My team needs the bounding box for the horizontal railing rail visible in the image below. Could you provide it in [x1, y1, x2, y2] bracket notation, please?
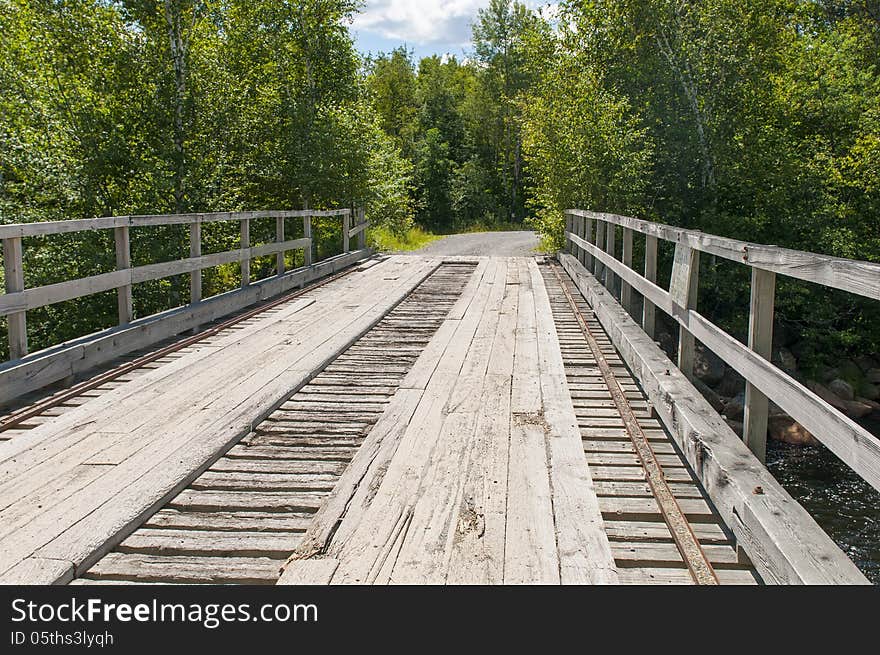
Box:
[1, 208, 368, 363]
[564, 209, 880, 494]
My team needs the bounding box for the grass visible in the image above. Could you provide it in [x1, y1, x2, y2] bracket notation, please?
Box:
[367, 225, 443, 252]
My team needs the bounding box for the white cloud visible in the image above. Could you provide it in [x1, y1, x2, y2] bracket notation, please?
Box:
[353, 1, 558, 47]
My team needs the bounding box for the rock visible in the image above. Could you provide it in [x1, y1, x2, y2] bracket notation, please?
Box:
[838, 360, 864, 383]
[867, 368, 880, 385]
[769, 401, 786, 417]
[859, 398, 880, 416]
[768, 415, 820, 446]
[855, 355, 879, 373]
[715, 368, 745, 397]
[829, 378, 855, 401]
[722, 392, 745, 421]
[724, 418, 744, 438]
[773, 348, 797, 374]
[808, 380, 852, 411]
[694, 346, 726, 386]
[843, 400, 873, 419]
[817, 365, 839, 383]
[694, 378, 724, 412]
[862, 384, 880, 402]
[656, 330, 676, 358]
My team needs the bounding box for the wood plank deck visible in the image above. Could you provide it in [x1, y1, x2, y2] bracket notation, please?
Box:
[0, 255, 439, 584]
[281, 257, 618, 584]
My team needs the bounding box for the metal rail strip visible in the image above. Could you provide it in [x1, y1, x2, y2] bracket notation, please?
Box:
[549, 262, 719, 585]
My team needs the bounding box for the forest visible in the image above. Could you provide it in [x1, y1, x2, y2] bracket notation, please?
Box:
[1, 0, 879, 371]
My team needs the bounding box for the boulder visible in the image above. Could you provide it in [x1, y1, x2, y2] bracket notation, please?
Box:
[862, 384, 880, 402]
[817, 365, 839, 383]
[843, 400, 873, 420]
[768, 415, 820, 446]
[867, 368, 880, 385]
[839, 359, 864, 382]
[858, 397, 880, 416]
[855, 355, 879, 373]
[694, 346, 726, 386]
[722, 392, 745, 421]
[715, 368, 745, 397]
[829, 378, 855, 401]
[694, 378, 724, 412]
[773, 347, 798, 374]
[806, 381, 848, 412]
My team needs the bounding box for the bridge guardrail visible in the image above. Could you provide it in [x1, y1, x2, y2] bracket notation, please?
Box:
[0, 208, 368, 363]
[564, 209, 880, 495]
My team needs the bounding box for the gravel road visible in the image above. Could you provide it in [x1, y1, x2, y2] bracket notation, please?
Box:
[403, 230, 541, 257]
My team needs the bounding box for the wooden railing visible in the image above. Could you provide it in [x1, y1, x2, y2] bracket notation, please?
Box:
[1, 208, 368, 362]
[564, 209, 880, 492]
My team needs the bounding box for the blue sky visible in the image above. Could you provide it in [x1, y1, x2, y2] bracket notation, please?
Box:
[351, 0, 558, 62]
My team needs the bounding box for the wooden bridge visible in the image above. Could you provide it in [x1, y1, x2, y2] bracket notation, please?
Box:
[1, 208, 878, 585]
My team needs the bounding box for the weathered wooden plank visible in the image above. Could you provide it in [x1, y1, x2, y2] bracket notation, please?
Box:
[322, 261, 499, 584]
[114, 226, 133, 325]
[278, 559, 339, 585]
[81, 552, 281, 584]
[0, 210, 351, 239]
[621, 227, 633, 316]
[612, 541, 740, 566]
[618, 566, 760, 585]
[604, 519, 730, 544]
[303, 215, 312, 267]
[190, 222, 202, 303]
[2, 236, 27, 358]
[503, 264, 560, 584]
[743, 267, 775, 462]
[528, 259, 618, 584]
[117, 529, 300, 558]
[275, 216, 286, 275]
[144, 509, 313, 533]
[388, 261, 509, 583]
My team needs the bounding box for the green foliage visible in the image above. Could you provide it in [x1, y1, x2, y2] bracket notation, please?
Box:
[2, 0, 879, 366]
[0, 0, 414, 358]
[367, 225, 440, 252]
[519, 0, 880, 363]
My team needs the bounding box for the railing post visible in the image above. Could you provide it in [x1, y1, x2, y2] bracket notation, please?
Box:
[565, 211, 573, 255]
[240, 218, 250, 287]
[576, 215, 586, 268]
[604, 222, 617, 294]
[3, 236, 27, 359]
[744, 268, 776, 463]
[190, 221, 202, 303]
[343, 210, 350, 254]
[357, 208, 366, 250]
[114, 226, 133, 325]
[643, 234, 658, 339]
[583, 214, 594, 271]
[303, 214, 312, 266]
[621, 227, 633, 316]
[595, 219, 606, 282]
[276, 216, 285, 276]
[670, 241, 700, 380]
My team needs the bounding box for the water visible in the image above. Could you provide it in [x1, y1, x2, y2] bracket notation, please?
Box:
[765, 420, 880, 584]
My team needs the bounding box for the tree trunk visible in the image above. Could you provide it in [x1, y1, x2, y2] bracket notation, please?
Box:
[164, 0, 188, 214]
